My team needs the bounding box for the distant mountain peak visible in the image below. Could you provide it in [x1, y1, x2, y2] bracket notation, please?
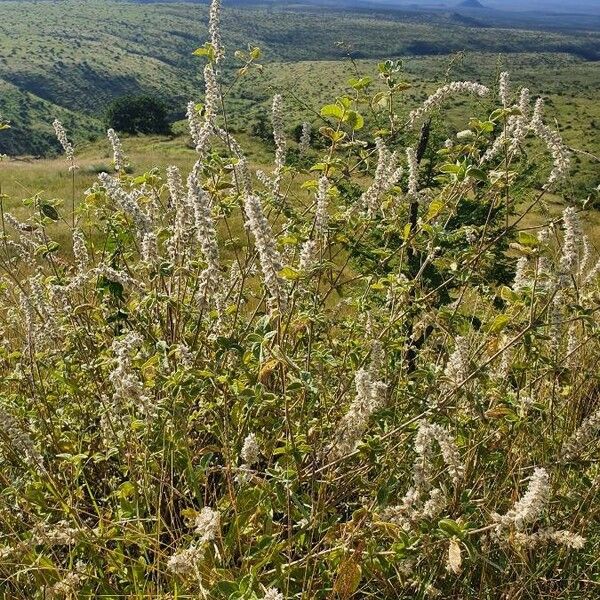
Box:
[459, 0, 485, 7]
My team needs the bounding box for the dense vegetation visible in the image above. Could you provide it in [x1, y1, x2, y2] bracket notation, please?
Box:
[0, 1, 598, 598]
[105, 95, 171, 135]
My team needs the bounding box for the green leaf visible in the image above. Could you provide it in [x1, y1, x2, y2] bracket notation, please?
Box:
[518, 231, 539, 247]
[426, 199, 444, 220]
[348, 76, 371, 90]
[490, 108, 511, 122]
[37, 241, 60, 257]
[278, 235, 299, 246]
[41, 203, 59, 221]
[438, 518, 465, 539]
[373, 91, 390, 108]
[213, 581, 239, 596]
[374, 128, 390, 137]
[301, 179, 318, 191]
[343, 110, 364, 130]
[319, 127, 346, 142]
[486, 314, 511, 334]
[439, 163, 463, 174]
[337, 96, 352, 109]
[500, 285, 519, 303]
[192, 43, 215, 61]
[320, 104, 345, 120]
[470, 119, 495, 133]
[279, 266, 300, 281]
[467, 167, 487, 182]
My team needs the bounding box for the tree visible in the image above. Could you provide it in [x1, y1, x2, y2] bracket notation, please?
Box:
[105, 95, 170, 135]
[250, 111, 273, 144]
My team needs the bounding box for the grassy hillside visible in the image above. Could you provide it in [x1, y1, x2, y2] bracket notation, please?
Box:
[0, 129, 272, 208]
[2, 51, 598, 206]
[0, 0, 598, 158]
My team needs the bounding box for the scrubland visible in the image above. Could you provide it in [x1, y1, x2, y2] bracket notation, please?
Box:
[0, 1, 599, 598]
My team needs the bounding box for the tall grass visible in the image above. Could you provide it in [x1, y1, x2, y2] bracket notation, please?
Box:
[0, 2, 598, 598]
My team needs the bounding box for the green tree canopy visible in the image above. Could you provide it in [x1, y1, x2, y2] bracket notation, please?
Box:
[105, 95, 170, 135]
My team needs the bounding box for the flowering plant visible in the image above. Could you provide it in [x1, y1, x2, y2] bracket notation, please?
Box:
[0, 2, 598, 598]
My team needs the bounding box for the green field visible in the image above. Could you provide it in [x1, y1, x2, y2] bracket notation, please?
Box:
[0, 1, 598, 155]
[0, 1, 599, 209]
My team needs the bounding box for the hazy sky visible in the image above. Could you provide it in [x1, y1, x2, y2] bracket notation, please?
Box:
[369, 0, 600, 13]
[482, 0, 599, 10]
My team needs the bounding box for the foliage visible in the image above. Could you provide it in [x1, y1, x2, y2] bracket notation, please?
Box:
[251, 111, 274, 144]
[105, 95, 171, 135]
[0, 4, 599, 599]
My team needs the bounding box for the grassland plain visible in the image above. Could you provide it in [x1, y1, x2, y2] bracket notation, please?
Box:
[0, 0, 599, 155]
[2, 51, 599, 211]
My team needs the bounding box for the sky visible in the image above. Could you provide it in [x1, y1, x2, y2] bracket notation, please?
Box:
[477, 0, 599, 10]
[368, 0, 600, 14]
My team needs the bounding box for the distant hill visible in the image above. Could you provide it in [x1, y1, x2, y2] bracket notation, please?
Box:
[366, 0, 600, 15]
[0, 0, 599, 157]
[459, 0, 485, 7]
[450, 11, 488, 26]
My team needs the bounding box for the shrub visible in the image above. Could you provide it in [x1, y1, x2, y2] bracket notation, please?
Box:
[0, 2, 598, 598]
[251, 110, 275, 143]
[105, 94, 170, 135]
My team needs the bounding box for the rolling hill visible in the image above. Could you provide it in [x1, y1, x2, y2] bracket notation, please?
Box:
[0, 0, 598, 165]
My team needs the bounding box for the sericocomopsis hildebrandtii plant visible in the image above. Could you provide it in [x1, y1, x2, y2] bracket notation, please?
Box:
[0, 2, 598, 597]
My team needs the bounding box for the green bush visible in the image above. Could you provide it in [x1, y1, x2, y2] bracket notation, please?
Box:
[105, 94, 170, 135]
[0, 3, 598, 599]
